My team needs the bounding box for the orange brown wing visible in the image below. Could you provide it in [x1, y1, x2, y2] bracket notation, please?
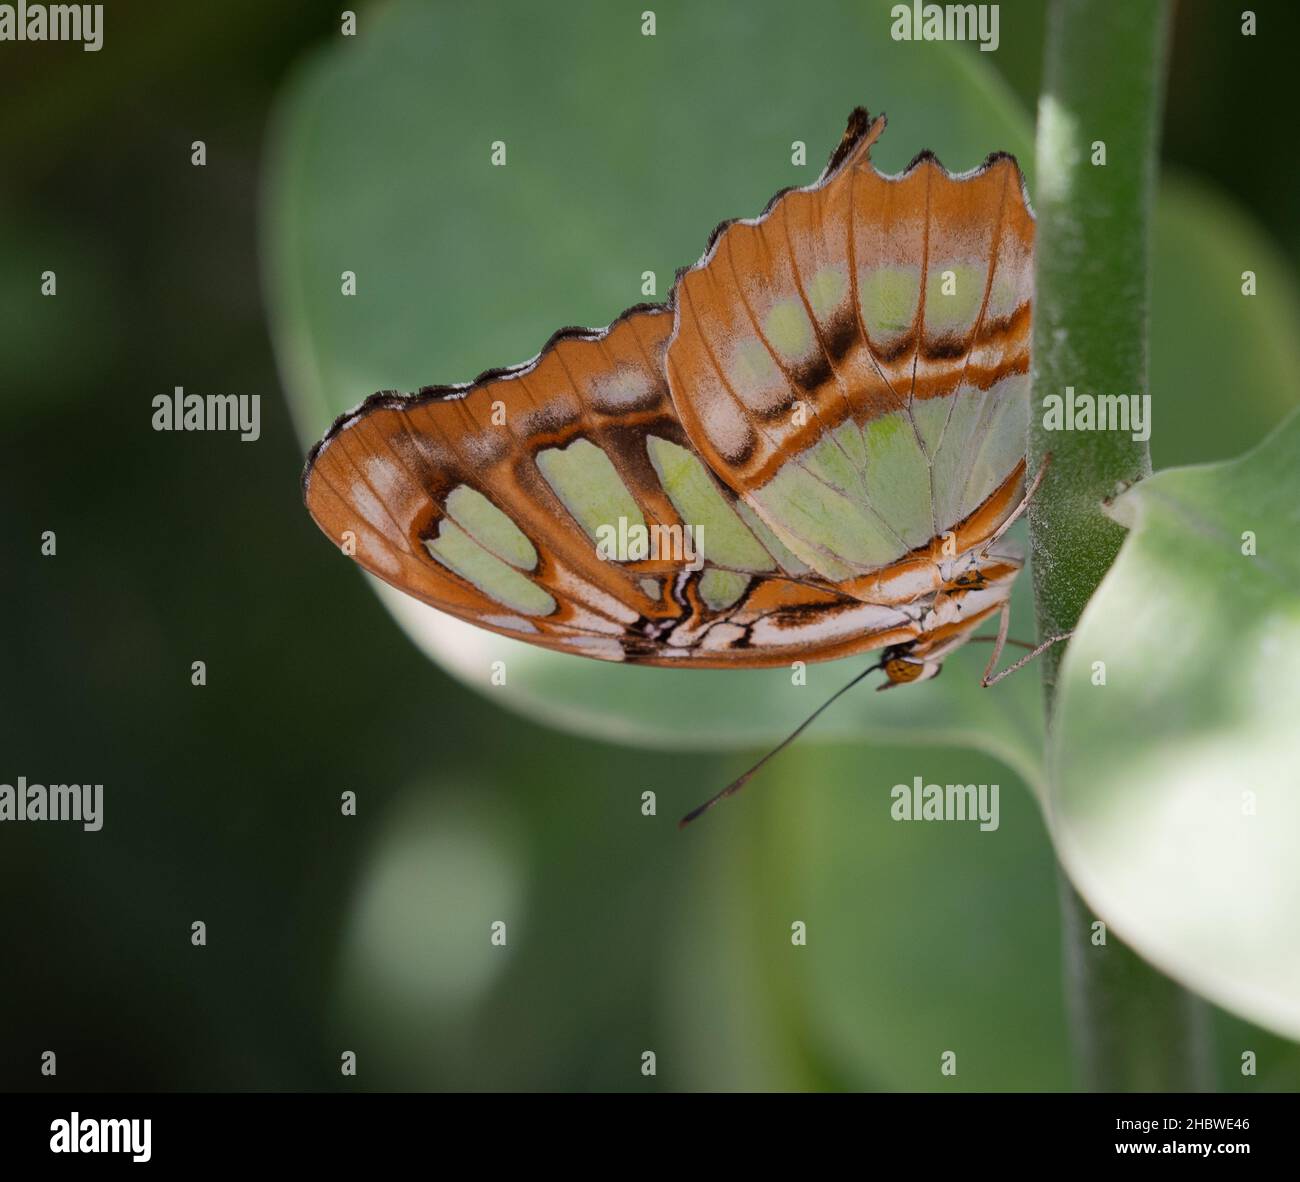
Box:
[303, 305, 921, 666]
[303, 108, 1033, 669]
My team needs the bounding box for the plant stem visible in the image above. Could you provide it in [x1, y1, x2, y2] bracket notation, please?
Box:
[1030, 0, 1211, 1091]
[1057, 870, 1213, 1090]
[1030, 0, 1163, 684]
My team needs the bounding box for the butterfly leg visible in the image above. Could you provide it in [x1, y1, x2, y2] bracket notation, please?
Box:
[979, 599, 1074, 688]
[978, 600, 1012, 685]
[979, 451, 1052, 558]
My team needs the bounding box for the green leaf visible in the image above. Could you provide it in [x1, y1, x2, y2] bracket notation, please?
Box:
[264, 0, 1045, 787]
[1150, 173, 1300, 470]
[661, 745, 1070, 1090]
[1050, 408, 1300, 1040]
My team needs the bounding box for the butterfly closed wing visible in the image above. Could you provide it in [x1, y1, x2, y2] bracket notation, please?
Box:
[303, 108, 1035, 684]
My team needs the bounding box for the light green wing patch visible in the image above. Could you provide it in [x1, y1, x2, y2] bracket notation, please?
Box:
[698, 569, 751, 611]
[764, 299, 814, 360]
[910, 394, 953, 458]
[731, 338, 782, 387]
[807, 265, 849, 321]
[646, 435, 775, 571]
[804, 426, 869, 501]
[986, 271, 1022, 320]
[750, 460, 904, 576]
[444, 484, 538, 570]
[536, 438, 645, 541]
[924, 262, 986, 334]
[953, 376, 1029, 521]
[861, 411, 935, 548]
[925, 391, 984, 527]
[860, 265, 921, 338]
[735, 500, 810, 575]
[426, 520, 556, 616]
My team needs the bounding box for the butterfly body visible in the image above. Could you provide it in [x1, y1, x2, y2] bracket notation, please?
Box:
[303, 109, 1034, 683]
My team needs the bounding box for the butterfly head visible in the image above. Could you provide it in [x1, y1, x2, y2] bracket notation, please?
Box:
[878, 644, 944, 690]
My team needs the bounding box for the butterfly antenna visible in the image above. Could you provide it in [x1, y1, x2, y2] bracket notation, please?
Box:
[678, 660, 885, 828]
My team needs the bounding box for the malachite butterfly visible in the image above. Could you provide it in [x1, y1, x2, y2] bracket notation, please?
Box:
[303, 108, 1035, 713]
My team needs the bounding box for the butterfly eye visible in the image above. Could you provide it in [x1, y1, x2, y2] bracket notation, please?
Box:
[883, 656, 924, 684]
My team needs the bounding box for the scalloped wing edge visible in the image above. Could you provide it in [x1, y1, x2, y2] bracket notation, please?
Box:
[301, 106, 1033, 500]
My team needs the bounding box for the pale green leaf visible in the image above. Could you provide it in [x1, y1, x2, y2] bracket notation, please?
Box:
[1050, 409, 1300, 1040]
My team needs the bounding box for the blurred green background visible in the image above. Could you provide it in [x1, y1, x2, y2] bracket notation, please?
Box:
[3, 0, 1298, 1091]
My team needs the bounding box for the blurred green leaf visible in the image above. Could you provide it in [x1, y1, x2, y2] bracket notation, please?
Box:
[265, 0, 1033, 435]
[1051, 408, 1300, 1040]
[1150, 173, 1300, 470]
[665, 745, 1071, 1090]
[372, 574, 1046, 790]
[784, 748, 1072, 1090]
